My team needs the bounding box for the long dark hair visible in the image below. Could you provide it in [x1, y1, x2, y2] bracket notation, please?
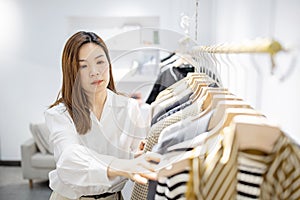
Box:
[50, 31, 117, 134]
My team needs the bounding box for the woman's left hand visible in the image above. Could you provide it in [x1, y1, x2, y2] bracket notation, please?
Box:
[108, 152, 162, 184]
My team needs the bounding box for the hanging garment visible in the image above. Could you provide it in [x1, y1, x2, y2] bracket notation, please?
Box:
[160, 52, 176, 63]
[146, 110, 214, 200]
[198, 67, 221, 84]
[155, 100, 193, 124]
[236, 152, 267, 199]
[153, 109, 214, 154]
[151, 81, 218, 124]
[130, 99, 202, 200]
[151, 92, 192, 125]
[146, 65, 194, 104]
[151, 83, 193, 119]
[154, 170, 190, 200]
[186, 131, 300, 200]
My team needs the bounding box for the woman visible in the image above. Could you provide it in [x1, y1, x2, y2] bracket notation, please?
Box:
[45, 31, 160, 200]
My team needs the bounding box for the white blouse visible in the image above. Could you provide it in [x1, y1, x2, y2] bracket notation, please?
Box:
[45, 89, 150, 199]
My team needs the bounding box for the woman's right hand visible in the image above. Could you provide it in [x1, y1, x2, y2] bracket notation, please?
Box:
[107, 152, 161, 185]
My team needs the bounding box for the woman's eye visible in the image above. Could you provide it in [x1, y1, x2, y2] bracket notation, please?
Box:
[80, 65, 87, 69]
[97, 61, 105, 64]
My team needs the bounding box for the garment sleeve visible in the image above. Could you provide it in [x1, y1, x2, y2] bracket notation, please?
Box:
[145, 74, 164, 104]
[44, 107, 116, 198]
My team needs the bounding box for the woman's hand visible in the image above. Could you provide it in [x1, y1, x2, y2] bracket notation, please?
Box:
[108, 152, 161, 185]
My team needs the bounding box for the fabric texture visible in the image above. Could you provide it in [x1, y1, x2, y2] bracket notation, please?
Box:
[156, 100, 193, 123]
[260, 134, 300, 199]
[154, 170, 190, 200]
[237, 152, 267, 200]
[186, 130, 300, 200]
[151, 86, 192, 119]
[151, 92, 192, 125]
[130, 100, 202, 200]
[186, 128, 238, 200]
[29, 122, 53, 154]
[147, 110, 214, 200]
[153, 109, 214, 155]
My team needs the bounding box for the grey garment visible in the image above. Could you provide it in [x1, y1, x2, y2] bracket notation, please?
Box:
[151, 92, 192, 125]
[151, 82, 218, 125]
[153, 109, 214, 154]
[155, 100, 192, 123]
[131, 100, 201, 200]
[208, 82, 219, 88]
[147, 180, 158, 200]
[147, 110, 214, 200]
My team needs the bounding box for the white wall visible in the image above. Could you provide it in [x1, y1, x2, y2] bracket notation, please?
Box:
[211, 0, 300, 142]
[1, 0, 299, 160]
[0, 0, 201, 160]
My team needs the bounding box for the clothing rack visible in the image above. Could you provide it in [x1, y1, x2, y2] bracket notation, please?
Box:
[187, 38, 286, 109]
[191, 38, 285, 72]
[131, 65, 300, 200]
[131, 37, 300, 200]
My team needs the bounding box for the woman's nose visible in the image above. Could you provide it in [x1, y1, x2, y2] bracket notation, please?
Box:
[89, 66, 100, 77]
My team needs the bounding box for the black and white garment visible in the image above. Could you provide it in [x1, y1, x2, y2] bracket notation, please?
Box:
[146, 65, 194, 104]
[154, 170, 190, 200]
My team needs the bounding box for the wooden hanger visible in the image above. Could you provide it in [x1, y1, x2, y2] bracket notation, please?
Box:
[193, 88, 232, 105]
[204, 108, 264, 141]
[154, 72, 196, 99]
[155, 84, 195, 115]
[191, 92, 242, 121]
[190, 79, 212, 91]
[206, 94, 241, 111]
[165, 100, 254, 153]
[168, 100, 252, 151]
[157, 107, 264, 178]
[151, 73, 207, 117]
[231, 115, 281, 153]
[190, 81, 209, 99]
[190, 87, 228, 103]
[187, 73, 208, 88]
[207, 100, 252, 130]
[158, 73, 210, 105]
[155, 72, 206, 100]
[153, 75, 192, 105]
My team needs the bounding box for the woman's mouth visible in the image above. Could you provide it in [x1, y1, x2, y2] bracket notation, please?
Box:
[91, 80, 103, 85]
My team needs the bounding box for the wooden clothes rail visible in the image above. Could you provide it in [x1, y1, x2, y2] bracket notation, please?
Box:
[191, 38, 285, 72]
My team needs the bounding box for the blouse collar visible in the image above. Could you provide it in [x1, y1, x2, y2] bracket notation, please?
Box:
[106, 88, 127, 107]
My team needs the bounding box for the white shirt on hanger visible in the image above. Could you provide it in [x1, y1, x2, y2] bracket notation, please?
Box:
[45, 89, 150, 199]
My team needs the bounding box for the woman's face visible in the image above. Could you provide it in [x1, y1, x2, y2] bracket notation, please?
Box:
[78, 43, 110, 96]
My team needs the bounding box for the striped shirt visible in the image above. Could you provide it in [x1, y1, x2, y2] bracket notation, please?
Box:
[155, 170, 189, 200]
[186, 129, 300, 200]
